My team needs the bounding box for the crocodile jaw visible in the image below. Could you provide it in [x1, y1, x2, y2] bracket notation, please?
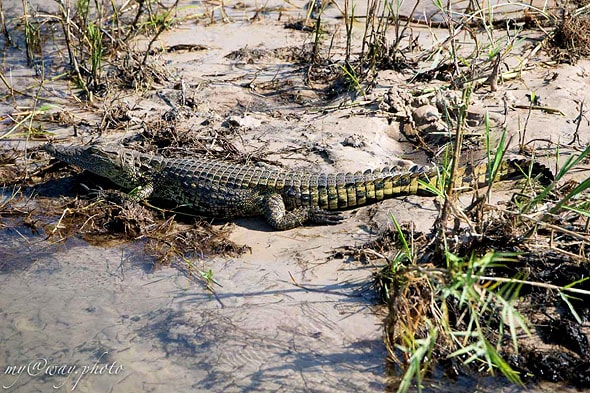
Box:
[43, 143, 140, 189]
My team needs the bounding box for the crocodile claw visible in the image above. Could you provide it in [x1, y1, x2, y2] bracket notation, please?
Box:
[308, 208, 344, 225]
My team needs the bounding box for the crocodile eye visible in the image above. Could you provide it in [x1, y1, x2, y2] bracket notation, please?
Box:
[86, 146, 99, 153]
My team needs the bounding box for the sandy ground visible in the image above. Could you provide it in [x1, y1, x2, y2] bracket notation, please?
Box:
[1, 0, 589, 392]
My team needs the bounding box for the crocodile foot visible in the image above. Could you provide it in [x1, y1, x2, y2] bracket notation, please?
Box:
[262, 194, 344, 230]
[308, 208, 344, 226]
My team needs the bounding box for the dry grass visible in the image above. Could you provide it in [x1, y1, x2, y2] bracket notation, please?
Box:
[551, 5, 590, 61]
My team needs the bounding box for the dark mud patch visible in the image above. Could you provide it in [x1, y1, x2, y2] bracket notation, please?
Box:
[225, 43, 314, 64]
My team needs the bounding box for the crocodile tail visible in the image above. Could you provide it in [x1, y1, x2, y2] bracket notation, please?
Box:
[382, 158, 555, 198]
[308, 159, 554, 210]
[496, 158, 554, 186]
[315, 166, 430, 209]
[430, 158, 555, 194]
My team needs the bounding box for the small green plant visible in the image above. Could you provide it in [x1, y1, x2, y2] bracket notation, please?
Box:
[339, 62, 365, 96]
[383, 241, 529, 392]
[377, 213, 414, 301]
[55, 0, 104, 99]
[46, 0, 182, 100]
[199, 268, 216, 290]
[336, 0, 419, 95]
[87, 22, 103, 91]
[484, 117, 510, 200]
[181, 258, 220, 292]
[22, 0, 41, 66]
[442, 251, 525, 385]
[75, 0, 90, 28]
[396, 326, 437, 393]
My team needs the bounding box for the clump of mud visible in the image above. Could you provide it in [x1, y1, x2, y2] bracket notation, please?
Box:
[225, 43, 314, 64]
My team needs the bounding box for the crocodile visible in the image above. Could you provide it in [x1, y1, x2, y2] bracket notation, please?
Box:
[43, 143, 553, 230]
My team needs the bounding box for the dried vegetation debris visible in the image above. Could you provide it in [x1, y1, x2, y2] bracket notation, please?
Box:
[134, 106, 286, 167]
[549, 1, 590, 62]
[0, 151, 21, 183]
[111, 51, 173, 90]
[0, 161, 248, 266]
[137, 109, 228, 152]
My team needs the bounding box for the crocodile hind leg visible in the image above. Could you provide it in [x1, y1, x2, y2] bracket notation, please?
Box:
[262, 194, 343, 230]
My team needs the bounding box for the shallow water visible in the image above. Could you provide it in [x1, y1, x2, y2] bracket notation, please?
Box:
[0, 221, 387, 392]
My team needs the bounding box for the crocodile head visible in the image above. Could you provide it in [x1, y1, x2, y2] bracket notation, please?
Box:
[43, 143, 145, 189]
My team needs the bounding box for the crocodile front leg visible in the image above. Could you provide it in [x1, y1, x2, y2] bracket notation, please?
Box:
[82, 182, 154, 205]
[262, 194, 343, 230]
[129, 183, 154, 201]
